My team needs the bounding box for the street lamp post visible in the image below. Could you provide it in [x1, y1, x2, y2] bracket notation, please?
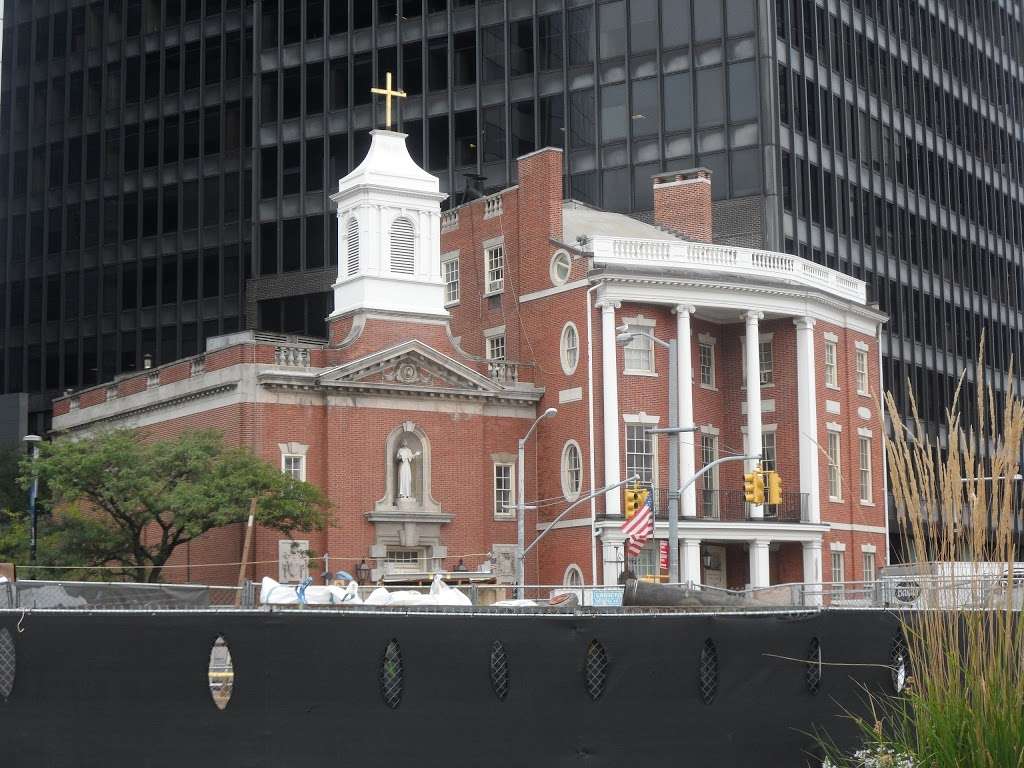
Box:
[23, 434, 42, 563]
[516, 407, 557, 598]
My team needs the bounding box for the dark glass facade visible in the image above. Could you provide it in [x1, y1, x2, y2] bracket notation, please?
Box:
[1, 0, 1022, 462]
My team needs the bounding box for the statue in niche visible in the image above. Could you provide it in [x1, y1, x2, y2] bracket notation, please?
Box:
[396, 438, 422, 501]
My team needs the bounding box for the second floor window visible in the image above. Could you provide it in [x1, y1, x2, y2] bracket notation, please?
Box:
[494, 463, 514, 518]
[486, 334, 506, 361]
[625, 424, 654, 486]
[856, 348, 869, 394]
[282, 454, 305, 481]
[827, 431, 842, 500]
[759, 341, 774, 385]
[485, 244, 505, 294]
[443, 256, 460, 304]
[623, 325, 654, 373]
[824, 340, 838, 387]
[699, 342, 715, 387]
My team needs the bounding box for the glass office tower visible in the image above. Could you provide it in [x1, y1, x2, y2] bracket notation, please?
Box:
[1, 0, 1022, 467]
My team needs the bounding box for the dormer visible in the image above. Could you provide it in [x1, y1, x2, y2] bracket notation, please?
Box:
[329, 129, 449, 320]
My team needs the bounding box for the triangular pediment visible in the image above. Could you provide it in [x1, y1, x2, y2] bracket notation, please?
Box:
[319, 340, 501, 393]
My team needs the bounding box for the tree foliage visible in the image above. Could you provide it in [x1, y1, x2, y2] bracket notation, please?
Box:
[22, 429, 328, 582]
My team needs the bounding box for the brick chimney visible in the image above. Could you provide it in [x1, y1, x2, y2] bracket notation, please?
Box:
[652, 167, 713, 243]
[517, 147, 564, 241]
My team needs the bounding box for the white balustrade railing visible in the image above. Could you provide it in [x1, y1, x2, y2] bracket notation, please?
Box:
[440, 210, 459, 232]
[591, 236, 866, 304]
[483, 193, 503, 219]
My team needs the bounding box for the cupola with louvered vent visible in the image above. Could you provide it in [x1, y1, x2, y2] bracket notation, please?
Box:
[329, 130, 448, 320]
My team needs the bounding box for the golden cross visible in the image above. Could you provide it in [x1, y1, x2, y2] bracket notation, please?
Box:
[370, 71, 407, 130]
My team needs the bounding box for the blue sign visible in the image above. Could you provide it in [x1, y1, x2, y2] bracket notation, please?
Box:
[590, 588, 623, 607]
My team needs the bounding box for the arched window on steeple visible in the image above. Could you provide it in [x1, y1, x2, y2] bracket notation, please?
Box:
[389, 217, 415, 274]
[346, 217, 360, 277]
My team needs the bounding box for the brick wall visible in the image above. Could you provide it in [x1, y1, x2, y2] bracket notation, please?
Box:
[653, 168, 713, 243]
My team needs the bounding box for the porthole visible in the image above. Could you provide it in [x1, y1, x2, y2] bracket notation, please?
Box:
[208, 635, 234, 710]
[550, 250, 573, 286]
[560, 440, 583, 501]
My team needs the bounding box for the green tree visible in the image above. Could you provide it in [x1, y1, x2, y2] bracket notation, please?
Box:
[23, 429, 328, 582]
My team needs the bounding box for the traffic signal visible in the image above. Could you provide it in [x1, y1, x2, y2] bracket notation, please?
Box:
[625, 487, 642, 518]
[743, 466, 765, 504]
[767, 471, 783, 505]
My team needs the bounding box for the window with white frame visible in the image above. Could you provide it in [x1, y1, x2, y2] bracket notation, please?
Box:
[486, 333, 506, 362]
[701, 433, 719, 518]
[862, 551, 876, 582]
[699, 342, 715, 388]
[493, 463, 514, 518]
[485, 243, 505, 294]
[827, 430, 842, 500]
[759, 340, 774, 384]
[760, 431, 777, 472]
[856, 348, 869, 395]
[386, 548, 422, 572]
[389, 216, 415, 274]
[824, 340, 838, 387]
[442, 254, 460, 304]
[634, 540, 660, 578]
[831, 551, 845, 589]
[282, 454, 305, 481]
[560, 322, 579, 374]
[550, 250, 572, 286]
[625, 424, 655, 486]
[859, 436, 872, 503]
[561, 441, 583, 500]
[563, 564, 584, 587]
[623, 324, 655, 374]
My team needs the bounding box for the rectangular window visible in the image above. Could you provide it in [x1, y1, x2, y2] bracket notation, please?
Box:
[859, 436, 872, 503]
[486, 334, 506, 362]
[699, 342, 715, 387]
[855, 349, 869, 394]
[701, 433, 719, 518]
[625, 424, 655, 486]
[824, 340, 838, 387]
[282, 454, 305, 481]
[827, 431, 842, 500]
[624, 325, 654, 374]
[759, 341, 773, 384]
[494, 463, 514, 518]
[442, 255, 459, 305]
[831, 551, 845, 590]
[862, 551, 876, 582]
[485, 244, 504, 294]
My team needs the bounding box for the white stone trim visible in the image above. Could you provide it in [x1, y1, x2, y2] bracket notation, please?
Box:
[826, 421, 843, 432]
[560, 321, 581, 375]
[829, 541, 846, 552]
[825, 400, 841, 414]
[828, 522, 887, 534]
[854, 340, 869, 351]
[857, 406, 871, 420]
[622, 314, 656, 328]
[697, 333, 717, 345]
[860, 543, 877, 554]
[559, 387, 583, 403]
[741, 399, 776, 414]
[550, 249, 574, 287]
[441, 249, 459, 263]
[518, 279, 589, 303]
[560, 439, 584, 501]
[823, 331, 838, 342]
[623, 412, 661, 425]
[857, 427, 873, 438]
[701, 424, 721, 436]
[536, 518, 593, 532]
[483, 324, 506, 338]
[740, 422, 776, 434]
[482, 235, 505, 250]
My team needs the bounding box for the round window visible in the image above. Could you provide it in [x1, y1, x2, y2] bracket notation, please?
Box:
[560, 323, 580, 375]
[561, 440, 583, 500]
[550, 250, 572, 286]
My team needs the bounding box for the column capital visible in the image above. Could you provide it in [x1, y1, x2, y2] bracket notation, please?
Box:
[596, 299, 621, 311]
[743, 310, 764, 324]
[751, 538, 771, 548]
[682, 537, 702, 546]
[673, 304, 697, 316]
[793, 316, 817, 331]
[802, 539, 823, 551]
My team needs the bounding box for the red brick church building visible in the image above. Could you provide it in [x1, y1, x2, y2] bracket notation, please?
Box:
[52, 128, 887, 599]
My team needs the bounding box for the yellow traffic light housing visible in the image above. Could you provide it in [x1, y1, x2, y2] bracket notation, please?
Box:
[743, 466, 765, 504]
[767, 471, 783, 505]
[625, 487, 640, 518]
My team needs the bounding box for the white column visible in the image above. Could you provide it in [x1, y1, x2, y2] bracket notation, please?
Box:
[600, 301, 622, 517]
[744, 311, 765, 519]
[682, 538, 702, 586]
[794, 317, 820, 524]
[677, 305, 697, 518]
[802, 540, 823, 606]
[749, 539, 770, 588]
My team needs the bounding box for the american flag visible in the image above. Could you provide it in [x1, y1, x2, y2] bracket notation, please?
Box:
[622, 491, 654, 557]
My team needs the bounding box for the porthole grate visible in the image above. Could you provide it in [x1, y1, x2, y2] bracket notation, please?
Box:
[804, 637, 822, 695]
[489, 641, 510, 701]
[0, 628, 14, 701]
[698, 638, 719, 705]
[890, 633, 909, 693]
[584, 640, 608, 701]
[379, 639, 404, 709]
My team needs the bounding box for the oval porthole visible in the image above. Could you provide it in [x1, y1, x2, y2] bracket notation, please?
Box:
[584, 640, 608, 701]
[890, 633, 909, 694]
[208, 635, 234, 710]
[490, 641, 510, 701]
[804, 637, 822, 695]
[698, 638, 719, 705]
[380, 639, 404, 709]
[0, 627, 15, 701]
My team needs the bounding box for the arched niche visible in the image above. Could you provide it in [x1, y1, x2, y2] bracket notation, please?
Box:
[374, 421, 442, 515]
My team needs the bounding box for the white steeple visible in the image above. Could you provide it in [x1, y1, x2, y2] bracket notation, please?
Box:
[329, 130, 449, 319]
